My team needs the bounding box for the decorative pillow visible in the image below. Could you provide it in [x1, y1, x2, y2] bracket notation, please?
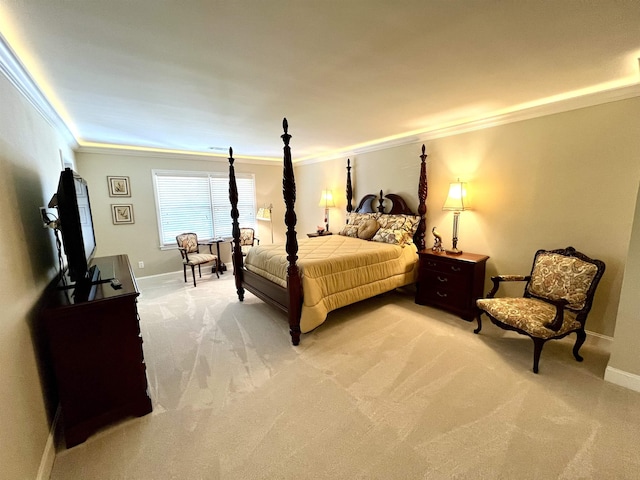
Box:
[346, 212, 380, 226]
[339, 222, 359, 238]
[371, 227, 411, 246]
[340, 212, 381, 237]
[357, 218, 379, 240]
[376, 214, 420, 244]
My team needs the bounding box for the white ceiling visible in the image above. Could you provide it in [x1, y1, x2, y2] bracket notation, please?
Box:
[1, 1, 639, 161]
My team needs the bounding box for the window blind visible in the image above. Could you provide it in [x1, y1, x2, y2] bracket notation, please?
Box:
[153, 170, 256, 247]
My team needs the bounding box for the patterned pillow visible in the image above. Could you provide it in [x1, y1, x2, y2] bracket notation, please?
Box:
[339, 222, 359, 237]
[526, 253, 598, 310]
[357, 218, 380, 240]
[346, 212, 380, 226]
[371, 227, 411, 246]
[375, 214, 420, 244]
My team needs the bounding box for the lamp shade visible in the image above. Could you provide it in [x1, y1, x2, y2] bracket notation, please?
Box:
[256, 205, 272, 221]
[442, 181, 469, 211]
[318, 189, 335, 208]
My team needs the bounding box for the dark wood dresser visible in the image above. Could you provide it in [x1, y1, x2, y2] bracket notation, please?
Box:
[415, 250, 489, 322]
[41, 254, 152, 447]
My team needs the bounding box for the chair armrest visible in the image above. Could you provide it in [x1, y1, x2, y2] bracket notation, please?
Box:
[486, 275, 531, 298]
[178, 246, 189, 261]
[542, 298, 570, 331]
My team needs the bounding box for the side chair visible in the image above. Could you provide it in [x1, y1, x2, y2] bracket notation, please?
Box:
[176, 232, 219, 287]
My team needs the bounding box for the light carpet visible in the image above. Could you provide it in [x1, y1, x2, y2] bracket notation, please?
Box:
[49, 269, 640, 479]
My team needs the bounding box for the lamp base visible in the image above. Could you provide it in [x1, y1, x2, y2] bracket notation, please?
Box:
[446, 248, 463, 255]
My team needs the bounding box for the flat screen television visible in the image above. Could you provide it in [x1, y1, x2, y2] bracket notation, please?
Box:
[53, 168, 99, 294]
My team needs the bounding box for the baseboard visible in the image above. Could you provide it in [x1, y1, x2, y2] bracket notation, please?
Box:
[585, 329, 613, 348]
[604, 366, 640, 393]
[36, 406, 60, 480]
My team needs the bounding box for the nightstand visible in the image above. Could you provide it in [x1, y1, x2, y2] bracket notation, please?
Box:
[307, 232, 333, 238]
[415, 250, 489, 322]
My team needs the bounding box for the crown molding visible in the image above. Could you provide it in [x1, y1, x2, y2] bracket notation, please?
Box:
[76, 144, 280, 166]
[296, 81, 640, 165]
[0, 34, 78, 148]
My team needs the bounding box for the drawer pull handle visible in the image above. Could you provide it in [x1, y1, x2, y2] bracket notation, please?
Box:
[451, 266, 461, 272]
[436, 291, 448, 298]
[437, 276, 448, 283]
[427, 261, 437, 267]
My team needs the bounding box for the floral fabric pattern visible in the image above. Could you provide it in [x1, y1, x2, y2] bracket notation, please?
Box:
[526, 253, 598, 310]
[372, 214, 419, 246]
[476, 297, 581, 339]
[239, 228, 255, 246]
[371, 227, 409, 246]
[176, 233, 198, 253]
[340, 213, 419, 246]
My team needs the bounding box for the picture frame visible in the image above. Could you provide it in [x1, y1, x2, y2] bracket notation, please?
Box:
[111, 204, 134, 225]
[107, 176, 131, 197]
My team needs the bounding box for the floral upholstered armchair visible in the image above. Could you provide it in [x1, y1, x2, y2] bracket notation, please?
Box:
[475, 246, 605, 373]
[237, 228, 259, 256]
[176, 232, 219, 287]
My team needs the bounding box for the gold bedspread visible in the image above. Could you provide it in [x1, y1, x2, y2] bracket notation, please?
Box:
[244, 235, 419, 333]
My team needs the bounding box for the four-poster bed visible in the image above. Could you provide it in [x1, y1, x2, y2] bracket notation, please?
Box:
[228, 119, 428, 345]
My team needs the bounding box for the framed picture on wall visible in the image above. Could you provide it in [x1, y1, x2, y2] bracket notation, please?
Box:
[111, 204, 134, 225]
[107, 176, 131, 197]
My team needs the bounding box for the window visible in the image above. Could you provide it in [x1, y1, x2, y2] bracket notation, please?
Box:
[153, 170, 256, 248]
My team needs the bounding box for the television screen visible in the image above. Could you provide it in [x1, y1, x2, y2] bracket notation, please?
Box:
[56, 168, 97, 284]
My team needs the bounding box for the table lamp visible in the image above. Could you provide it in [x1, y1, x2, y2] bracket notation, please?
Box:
[442, 179, 469, 255]
[318, 189, 335, 233]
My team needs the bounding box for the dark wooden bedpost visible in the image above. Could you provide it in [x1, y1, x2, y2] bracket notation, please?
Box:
[228, 147, 245, 301]
[416, 144, 428, 251]
[282, 118, 302, 346]
[346, 159, 353, 213]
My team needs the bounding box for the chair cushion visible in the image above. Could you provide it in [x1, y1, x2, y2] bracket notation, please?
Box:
[184, 253, 217, 266]
[477, 297, 581, 339]
[526, 253, 598, 310]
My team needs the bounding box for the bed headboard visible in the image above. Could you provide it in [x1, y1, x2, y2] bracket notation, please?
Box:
[354, 190, 416, 215]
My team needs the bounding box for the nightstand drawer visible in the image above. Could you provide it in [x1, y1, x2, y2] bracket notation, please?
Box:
[420, 258, 474, 276]
[418, 283, 469, 308]
[419, 268, 469, 291]
[415, 250, 489, 322]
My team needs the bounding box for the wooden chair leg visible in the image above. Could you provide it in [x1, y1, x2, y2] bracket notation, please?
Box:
[573, 330, 586, 362]
[532, 338, 546, 374]
[191, 265, 197, 287]
[474, 313, 483, 334]
[183, 265, 187, 283]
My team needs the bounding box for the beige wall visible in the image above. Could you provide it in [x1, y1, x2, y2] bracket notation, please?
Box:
[608, 183, 640, 378]
[294, 98, 640, 339]
[0, 74, 76, 478]
[75, 151, 283, 278]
